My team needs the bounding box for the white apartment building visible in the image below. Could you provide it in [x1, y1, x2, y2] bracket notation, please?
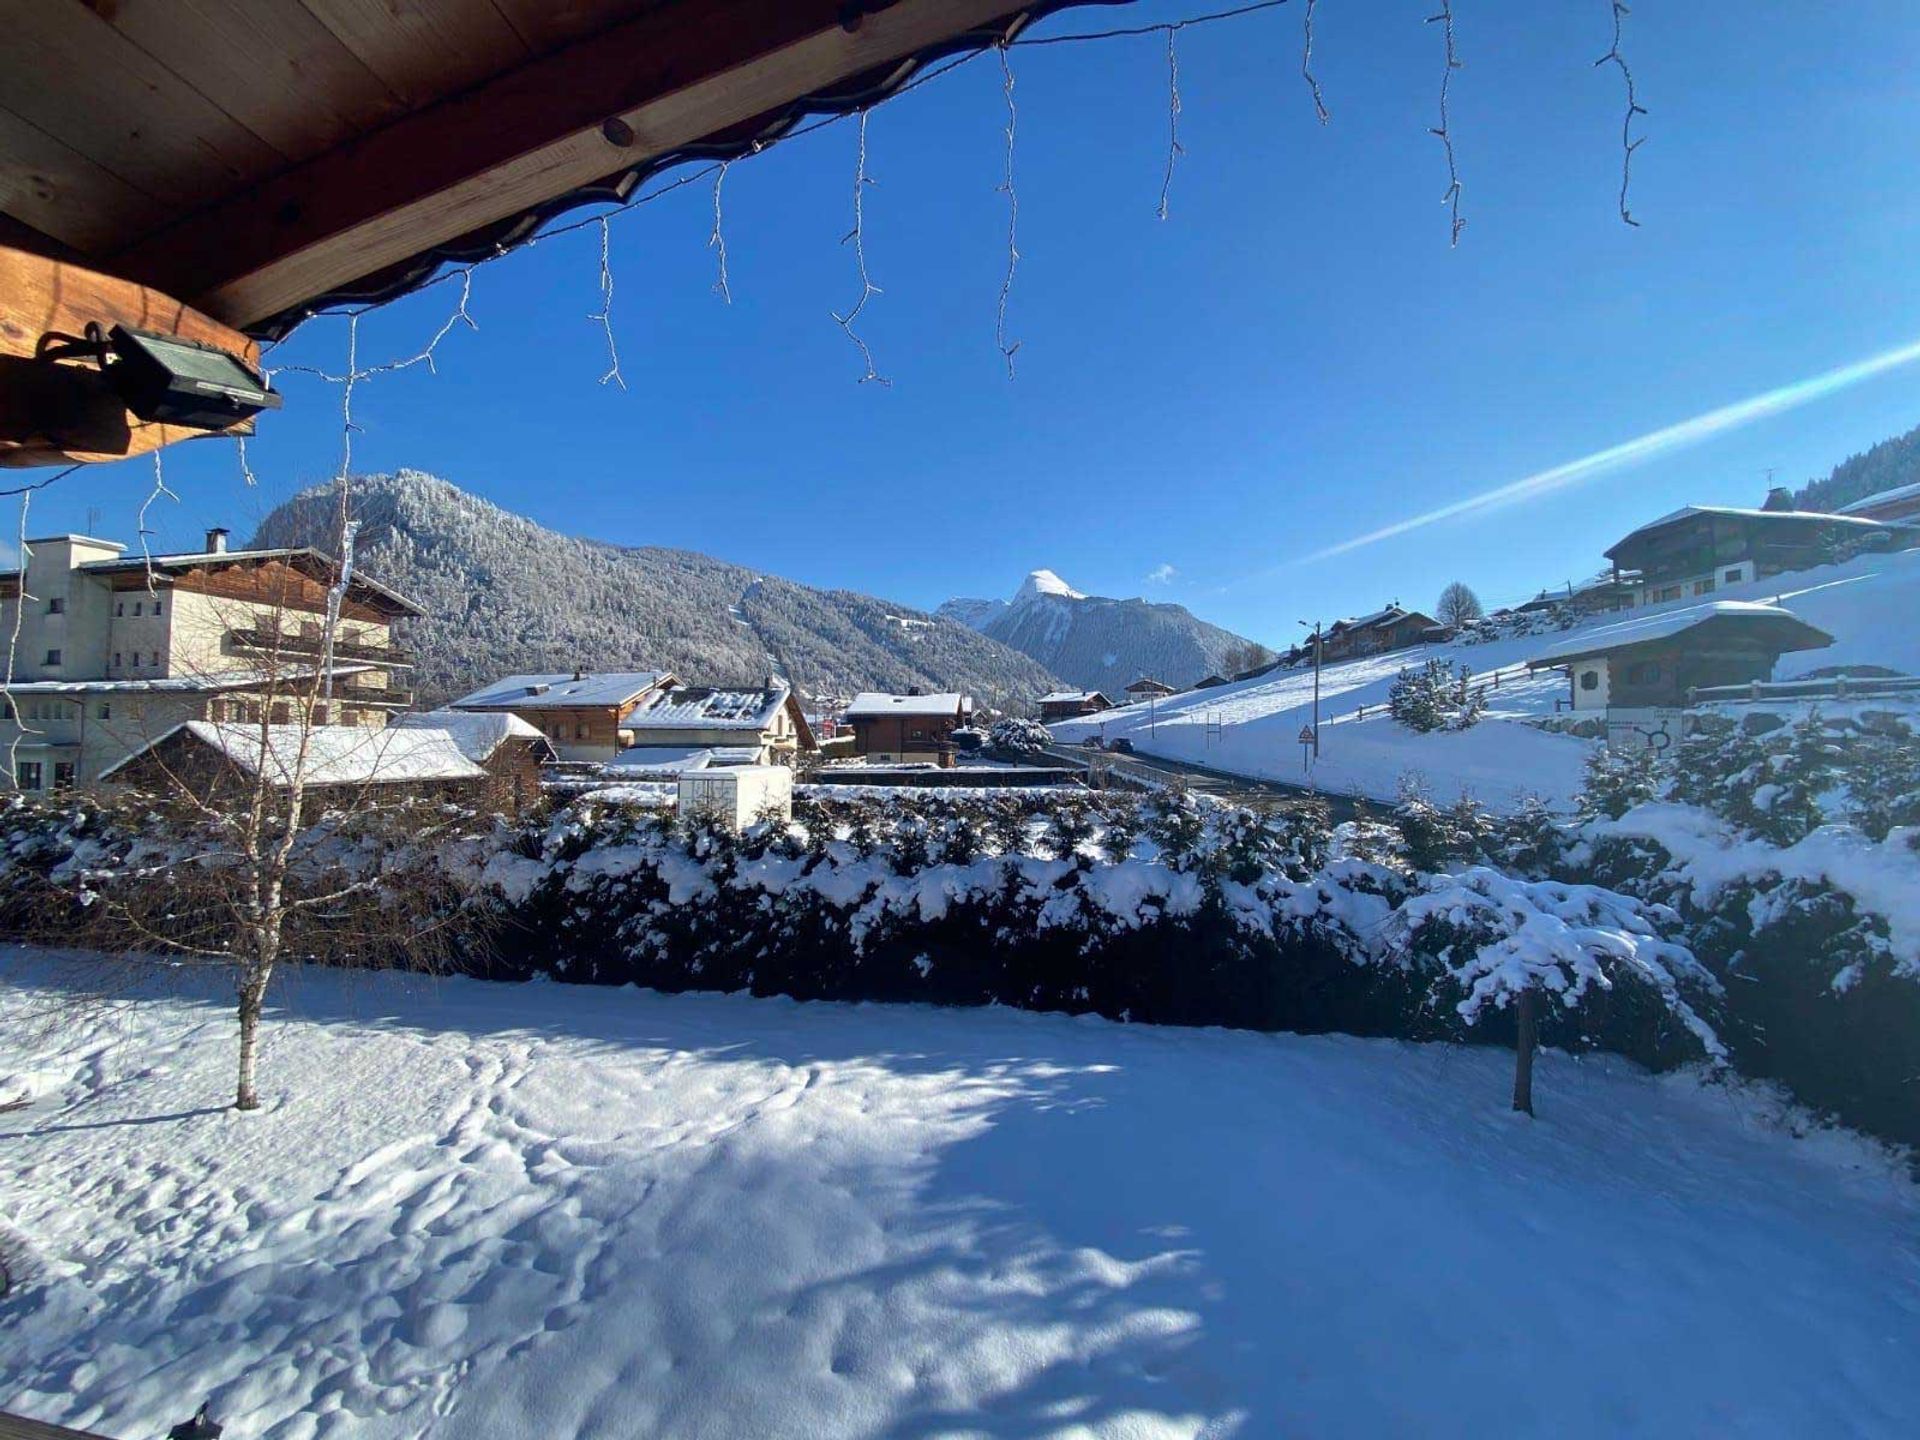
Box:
[0, 528, 422, 793]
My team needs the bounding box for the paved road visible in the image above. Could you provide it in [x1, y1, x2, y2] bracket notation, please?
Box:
[1044, 744, 1363, 821]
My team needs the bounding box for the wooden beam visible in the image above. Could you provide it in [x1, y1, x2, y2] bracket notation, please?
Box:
[115, 0, 1030, 329]
[0, 247, 261, 469]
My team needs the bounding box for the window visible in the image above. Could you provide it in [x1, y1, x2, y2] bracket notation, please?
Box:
[53, 762, 74, 791]
[46, 597, 63, 615]
[16, 761, 41, 791]
[575, 721, 588, 740]
[154, 600, 163, 617]
[1693, 579, 1715, 596]
[1723, 567, 1745, 584]
[97, 703, 111, 720]
[113, 652, 121, 668]
[44, 648, 60, 666]
[1579, 670, 1600, 692]
[134, 601, 143, 616]
[115, 602, 124, 617]
[1625, 661, 1663, 686]
[151, 652, 160, 667]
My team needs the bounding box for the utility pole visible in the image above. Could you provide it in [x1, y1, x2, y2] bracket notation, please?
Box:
[1298, 619, 1323, 760]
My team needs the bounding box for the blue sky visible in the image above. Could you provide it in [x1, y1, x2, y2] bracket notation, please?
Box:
[39, 0, 1920, 647]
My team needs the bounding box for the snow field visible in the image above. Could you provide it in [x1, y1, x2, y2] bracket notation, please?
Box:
[1050, 547, 1920, 809]
[3, 955, 1918, 1439]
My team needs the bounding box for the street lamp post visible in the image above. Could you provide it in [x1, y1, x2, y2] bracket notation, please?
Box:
[1298, 619, 1323, 761]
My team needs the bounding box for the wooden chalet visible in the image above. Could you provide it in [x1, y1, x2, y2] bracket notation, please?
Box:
[1605, 506, 1896, 606]
[1, 1, 1126, 469]
[1037, 689, 1113, 720]
[1527, 601, 1833, 717]
[1836, 482, 1920, 526]
[449, 671, 675, 763]
[844, 691, 973, 764]
[1319, 606, 1441, 662]
[1124, 677, 1177, 699]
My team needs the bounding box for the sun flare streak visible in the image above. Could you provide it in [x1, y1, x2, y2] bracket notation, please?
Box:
[1299, 335, 1920, 564]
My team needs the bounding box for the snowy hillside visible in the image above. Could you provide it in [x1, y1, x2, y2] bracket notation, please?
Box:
[943, 568, 1262, 690]
[250, 472, 1063, 706]
[1052, 546, 1920, 808]
[4, 956, 1916, 1439]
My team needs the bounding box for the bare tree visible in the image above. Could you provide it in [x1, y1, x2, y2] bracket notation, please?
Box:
[31, 495, 490, 1110]
[1435, 581, 1484, 629]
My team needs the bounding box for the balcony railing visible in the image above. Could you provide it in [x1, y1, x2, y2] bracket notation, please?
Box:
[228, 626, 414, 666]
[340, 685, 414, 708]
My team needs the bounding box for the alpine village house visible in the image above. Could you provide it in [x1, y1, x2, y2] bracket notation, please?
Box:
[450, 672, 814, 770]
[0, 529, 419, 793]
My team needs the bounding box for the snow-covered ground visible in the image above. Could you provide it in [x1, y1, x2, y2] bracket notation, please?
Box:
[4, 955, 1917, 1439]
[1051, 547, 1920, 808]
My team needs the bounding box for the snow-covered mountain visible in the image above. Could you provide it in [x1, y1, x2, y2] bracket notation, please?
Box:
[939, 569, 1263, 690]
[250, 472, 1064, 706]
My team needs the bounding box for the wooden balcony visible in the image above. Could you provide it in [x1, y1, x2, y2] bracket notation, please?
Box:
[228, 626, 413, 667]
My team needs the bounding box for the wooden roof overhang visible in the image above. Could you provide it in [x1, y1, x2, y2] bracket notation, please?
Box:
[2, 0, 1125, 468]
[1527, 613, 1835, 672]
[4, 0, 1126, 339]
[79, 548, 424, 619]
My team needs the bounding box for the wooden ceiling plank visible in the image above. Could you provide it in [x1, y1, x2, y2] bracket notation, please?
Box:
[3, 3, 287, 204]
[297, 0, 536, 109]
[118, 0, 1026, 328]
[89, 0, 409, 167]
[0, 105, 173, 257]
[487, 0, 669, 55]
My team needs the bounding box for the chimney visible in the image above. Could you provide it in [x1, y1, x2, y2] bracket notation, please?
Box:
[1762, 486, 1795, 513]
[206, 527, 230, 554]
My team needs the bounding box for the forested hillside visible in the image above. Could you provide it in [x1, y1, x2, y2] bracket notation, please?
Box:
[1795, 418, 1920, 512]
[250, 472, 1063, 706]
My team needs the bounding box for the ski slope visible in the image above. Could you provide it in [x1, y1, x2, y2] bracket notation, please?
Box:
[4, 955, 1918, 1439]
[1050, 546, 1920, 809]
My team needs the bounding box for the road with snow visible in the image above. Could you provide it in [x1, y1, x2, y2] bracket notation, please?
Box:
[4, 954, 1917, 1439]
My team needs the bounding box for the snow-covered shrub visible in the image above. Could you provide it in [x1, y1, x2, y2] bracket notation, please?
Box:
[1387, 659, 1486, 734]
[1577, 742, 1662, 821]
[1393, 782, 1492, 873]
[1666, 707, 1920, 846]
[987, 716, 1053, 760]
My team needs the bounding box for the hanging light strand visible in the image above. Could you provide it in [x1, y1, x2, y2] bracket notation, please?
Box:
[1157, 28, 1187, 221]
[994, 45, 1022, 379]
[1595, 0, 1646, 227]
[830, 110, 890, 386]
[1427, 1, 1465, 246]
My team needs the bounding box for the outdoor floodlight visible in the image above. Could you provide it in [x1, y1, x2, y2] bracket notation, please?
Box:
[104, 325, 282, 430]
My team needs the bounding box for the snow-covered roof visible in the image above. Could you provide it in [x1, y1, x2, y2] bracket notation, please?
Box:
[1527, 601, 1834, 667]
[1605, 505, 1889, 555]
[605, 744, 715, 773]
[452, 672, 672, 711]
[1038, 690, 1107, 705]
[626, 682, 789, 732]
[844, 692, 971, 718]
[104, 722, 488, 786]
[391, 708, 545, 762]
[1835, 481, 1920, 516]
[0, 664, 372, 696]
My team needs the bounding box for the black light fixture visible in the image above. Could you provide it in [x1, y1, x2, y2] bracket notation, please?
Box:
[104, 325, 282, 430]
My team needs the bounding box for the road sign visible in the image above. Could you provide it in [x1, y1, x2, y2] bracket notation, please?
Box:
[1298, 725, 1316, 745]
